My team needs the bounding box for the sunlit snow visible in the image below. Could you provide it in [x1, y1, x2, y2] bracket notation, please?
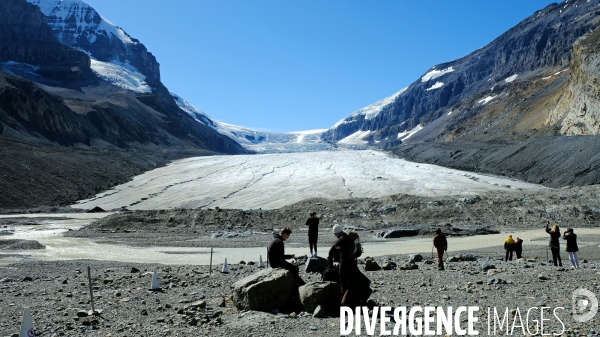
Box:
[171, 93, 331, 153]
[421, 67, 455, 82]
[90, 59, 152, 93]
[504, 74, 518, 83]
[26, 0, 134, 45]
[337, 130, 372, 145]
[397, 125, 423, 141]
[478, 95, 497, 105]
[333, 88, 407, 128]
[73, 150, 546, 210]
[426, 82, 444, 91]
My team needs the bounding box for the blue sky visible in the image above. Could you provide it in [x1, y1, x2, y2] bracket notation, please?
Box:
[85, 0, 557, 133]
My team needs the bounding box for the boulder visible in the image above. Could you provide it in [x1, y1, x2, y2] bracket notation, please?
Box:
[400, 262, 418, 270]
[382, 262, 397, 270]
[407, 254, 423, 263]
[364, 259, 381, 271]
[299, 281, 342, 313]
[294, 255, 309, 266]
[232, 269, 298, 312]
[304, 257, 328, 273]
[381, 229, 420, 238]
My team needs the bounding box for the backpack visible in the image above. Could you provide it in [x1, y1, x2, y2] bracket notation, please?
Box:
[347, 231, 363, 259]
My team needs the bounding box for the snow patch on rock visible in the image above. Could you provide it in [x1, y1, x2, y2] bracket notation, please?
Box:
[90, 59, 151, 93]
[421, 67, 455, 82]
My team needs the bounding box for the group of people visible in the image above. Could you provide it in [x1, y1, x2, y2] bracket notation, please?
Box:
[502, 220, 580, 268]
[267, 212, 371, 308]
[266, 213, 585, 311]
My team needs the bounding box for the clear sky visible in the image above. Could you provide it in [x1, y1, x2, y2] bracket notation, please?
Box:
[85, 0, 557, 133]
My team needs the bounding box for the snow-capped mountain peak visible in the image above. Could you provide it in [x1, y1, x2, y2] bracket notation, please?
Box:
[26, 0, 135, 47]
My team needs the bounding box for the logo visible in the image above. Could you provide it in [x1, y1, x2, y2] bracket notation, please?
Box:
[572, 288, 598, 323]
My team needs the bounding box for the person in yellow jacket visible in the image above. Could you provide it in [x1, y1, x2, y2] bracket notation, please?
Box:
[504, 235, 516, 261]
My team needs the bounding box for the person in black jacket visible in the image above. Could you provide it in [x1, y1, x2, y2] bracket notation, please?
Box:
[433, 228, 447, 271]
[333, 224, 372, 307]
[515, 237, 524, 259]
[306, 212, 320, 257]
[267, 227, 305, 286]
[545, 221, 562, 267]
[563, 228, 579, 269]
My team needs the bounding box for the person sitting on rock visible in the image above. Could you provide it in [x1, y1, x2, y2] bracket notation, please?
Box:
[515, 237, 524, 259]
[545, 221, 563, 267]
[504, 235, 516, 261]
[433, 228, 448, 271]
[563, 228, 579, 269]
[267, 227, 305, 286]
[306, 211, 320, 258]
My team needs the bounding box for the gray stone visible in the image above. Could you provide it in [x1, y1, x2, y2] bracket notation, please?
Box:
[364, 259, 381, 271]
[400, 262, 419, 270]
[538, 274, 549, 280]
[304, 256, 329, 274]
[407, 254, 423, 263]
[299, 281, 342, 313]
[232, 268, 298, 312]
[382, 261, 397, 270]
[312, 305, 327, 318]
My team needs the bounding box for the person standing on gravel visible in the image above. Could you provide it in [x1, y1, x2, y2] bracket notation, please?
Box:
[268, 227, 306, 286]
[306, 212, 319, 257]
[334, 224, 371, 307]
[563, 228, 579, 269]
[515, 237, 524, 259]
[504, 235, 516, 261]
[545, 221, 563, 267]
[433, 228, 447, 271]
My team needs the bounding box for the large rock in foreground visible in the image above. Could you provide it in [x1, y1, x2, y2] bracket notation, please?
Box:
[299, 281, 342, 314]
[232, 269, 298, 312]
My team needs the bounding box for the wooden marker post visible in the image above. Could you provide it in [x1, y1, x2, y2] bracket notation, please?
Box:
[87, 266, 95, 314]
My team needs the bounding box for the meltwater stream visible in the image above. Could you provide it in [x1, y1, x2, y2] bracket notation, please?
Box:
[2, 214, 600, 266]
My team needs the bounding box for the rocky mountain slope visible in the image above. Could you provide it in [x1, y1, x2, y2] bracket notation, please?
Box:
[324, 0, 600, 145]
[322, 0, 600, 187]
[0, 0, 248, 209]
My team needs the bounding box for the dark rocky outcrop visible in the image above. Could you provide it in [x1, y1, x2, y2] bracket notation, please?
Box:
[27, 0, 160, 85]
[0, 0, 91, 80]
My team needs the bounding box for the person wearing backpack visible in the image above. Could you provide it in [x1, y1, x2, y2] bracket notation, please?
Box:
[333, 224, 371, 307]
[306, 212, 319, 257]
[515, 237, 524, 259]
[432, 228, 447, 271]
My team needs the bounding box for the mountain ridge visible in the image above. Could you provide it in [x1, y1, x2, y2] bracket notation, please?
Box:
[323, 0, 600, 146]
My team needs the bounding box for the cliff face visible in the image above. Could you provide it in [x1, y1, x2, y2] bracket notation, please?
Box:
[324, 0, 600, 146]
[26, 0, 160, 86]
[0, 0, 90, 80]
[550, 26, 600, 135]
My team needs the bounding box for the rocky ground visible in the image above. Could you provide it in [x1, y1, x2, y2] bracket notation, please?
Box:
[391, 136, 600, 188]
[1, 239, 600, 337]
[64, 185, 600, 248]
